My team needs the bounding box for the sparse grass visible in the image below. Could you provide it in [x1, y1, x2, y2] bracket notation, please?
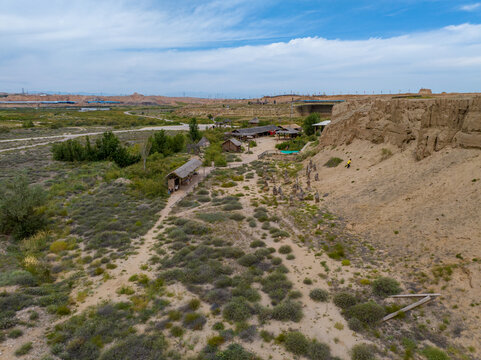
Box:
[324, 157, 343, 168]
[309, 289, 329, 302]
[371, 277, 401, 297]
[14, 342, 33, 357]
[351, 344, 377, 360]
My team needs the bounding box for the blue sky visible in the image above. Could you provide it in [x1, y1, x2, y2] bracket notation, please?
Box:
[1, 0, 481, 97]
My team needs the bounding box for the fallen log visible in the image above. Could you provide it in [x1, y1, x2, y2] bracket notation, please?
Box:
[382, 296, 433, 322]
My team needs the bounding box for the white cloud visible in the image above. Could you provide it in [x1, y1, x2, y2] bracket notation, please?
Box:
[1, 1, 481, 96]
[460, 3, 481, 11]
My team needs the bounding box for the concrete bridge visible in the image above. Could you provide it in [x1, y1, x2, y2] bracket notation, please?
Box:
[294, 100, 345, 116]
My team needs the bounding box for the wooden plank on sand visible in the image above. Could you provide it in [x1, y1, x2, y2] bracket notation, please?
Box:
[382, 296, 433, 322]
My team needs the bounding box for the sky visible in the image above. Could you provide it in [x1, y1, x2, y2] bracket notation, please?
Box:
[1, 0, 481, 98]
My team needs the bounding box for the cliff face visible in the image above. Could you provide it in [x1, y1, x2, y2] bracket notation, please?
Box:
[321, 97, 481, 159]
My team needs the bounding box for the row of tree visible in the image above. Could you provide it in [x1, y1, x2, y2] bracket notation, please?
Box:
[52, 132, 140, 168]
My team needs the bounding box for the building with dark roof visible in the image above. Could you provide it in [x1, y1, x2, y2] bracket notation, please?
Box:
[229, 125, 280, 139]
[166, 158, 202, 192]
[222, 138, 242, 152]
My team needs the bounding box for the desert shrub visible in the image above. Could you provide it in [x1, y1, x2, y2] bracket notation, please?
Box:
[183, 312, 206, 330]
[214, 344, 257, 360]
[284, 331, 309, 355]
[278, 245, 292, 254]
[170, 326, 184, 337]
[288, 290, 302, 299]
[421, 346, 450, 360]
[333, 292, 358, 309]
[186, 299, 200, 311]
[229, 213, 245, 221]
[223, 298, 252, 322]
[347, 302, 386, 325]
[182, 220, 211, 235]
[250, 240, 266, 248]
[223, 203, 242, 211]
[8, 329, 23, 338]
[261, 272, 292, 302]
[0, 175, 47, 240]
[248, 219, 256, 227]
[0, 270, 36, 287]
[381, 148, 393, 160]
[237, 324, 257, 342]
[196, 212, 227, 223]
[269, 228, 290, 238]
[371, 277, 401, 297]
[207, 335, 225, 347]
[49, 240, 69, 254]
[197, 195, 211, 203]
[271, 301, 303, 322]
[197, 189, 209, 196]
[232, 284, 260, 302]
[309, 289, 329, 302]
[351, 344, 377, 360]
[324, 157, 343, 168]
[237, 254, 260, 267]
[308, 340, 331, 360]
[253, 208, 269, 222]
[327, 243, 345, 260]
[271, 257, 282, 265]
[14, 342, 33, 356]
[99, 333, 169, 360]
[303, 278, 313, 285]
[348, 318, 363, 332]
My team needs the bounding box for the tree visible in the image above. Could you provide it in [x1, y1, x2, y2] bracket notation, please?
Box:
[0, 175, 47, 240]
[189, 118, 201, 142]
[303, 113, 320, 136]
[140, 138, 152, 172]
[169, 133, 185, 153]
[150, 130, 170, 156]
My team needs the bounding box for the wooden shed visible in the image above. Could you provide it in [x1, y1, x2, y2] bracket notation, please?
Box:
[222, 138, 242, 153]
[166, 158, 202, 192]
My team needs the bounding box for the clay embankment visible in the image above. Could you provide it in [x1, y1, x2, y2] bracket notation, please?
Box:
[321, 96, 481, 159]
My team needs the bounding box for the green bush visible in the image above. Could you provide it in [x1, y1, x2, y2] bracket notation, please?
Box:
[183, 312, 206, 330]
[351, 344, 377, 360]
[421, 346, 450, 360]
[347, 302, 386, 325]
[250, 240, 266, 248]
[278, 245, 292, 254]
[271, 301, 303, 322]
[170, 326, 184, 337]
[309, 289, 329, 302]
[284, 331, 309, 355]
[0, 175, 47, 240]
[14, 342, 32, 356]
[308, 340, 331, 360]
[324, 157, 343, 168]
[8, 329, 23, 338]
[333, 292, 358, 309]
[261, 272, 293, 302]
[99, 333, 169, 360]
[223, 298, 252, 322]
[348, 318, 363, 332]
[371, 277, 401, 297]
[237, 254, 260, 267]
[214, 344, 258, 360]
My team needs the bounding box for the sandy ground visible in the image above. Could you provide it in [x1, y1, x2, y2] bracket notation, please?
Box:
[305, 140, 481, 355]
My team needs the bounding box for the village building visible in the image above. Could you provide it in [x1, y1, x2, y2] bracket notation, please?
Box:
[312, 120, 331, 133]
[276, 124, 302, 139]
[222, 138, 242, 152]
[166, 158, 202, 192]
[248, 117, 260, 126]
[197, 136, 210, 149]
[228, 125, 281, 140]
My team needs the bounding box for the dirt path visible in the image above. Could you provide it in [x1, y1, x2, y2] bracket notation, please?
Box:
[76, 165, 214, 312]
